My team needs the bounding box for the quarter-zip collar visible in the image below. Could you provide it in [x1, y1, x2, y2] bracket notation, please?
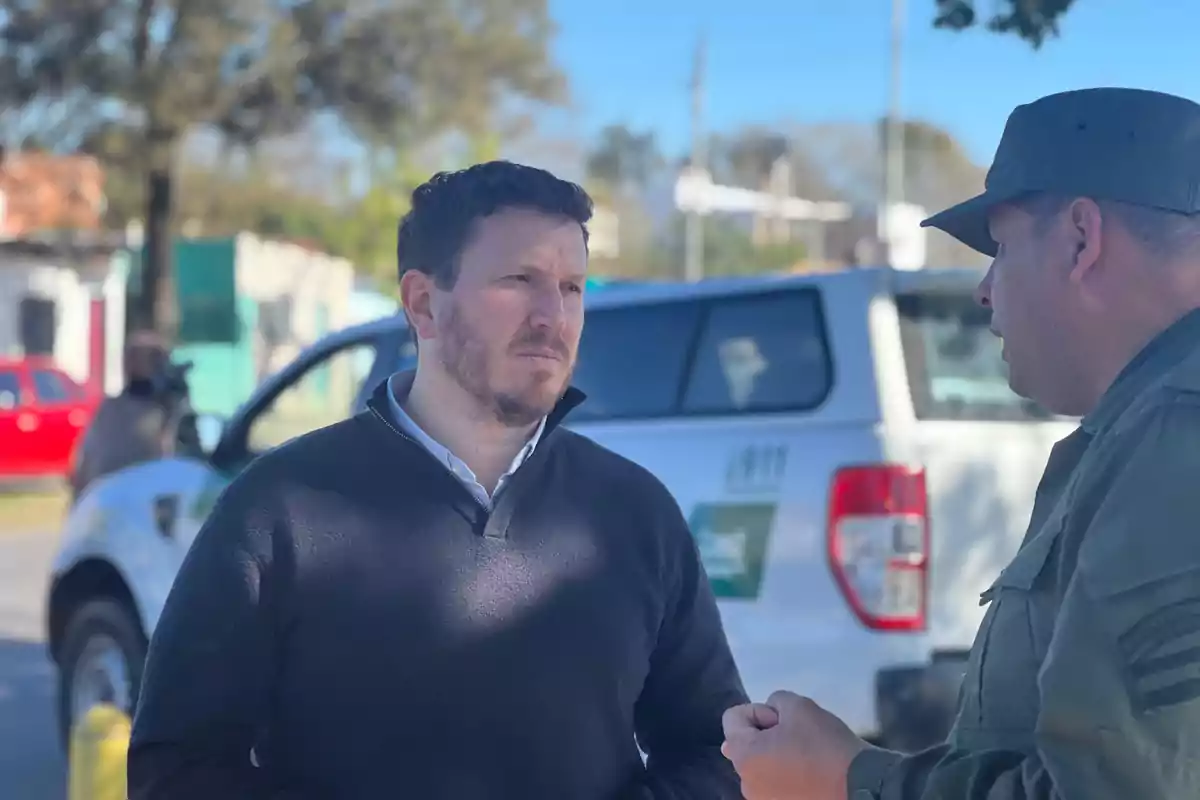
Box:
[362, 372, 587, 537]
[366, 370, 586, 441]
[386, 373, 546, 509]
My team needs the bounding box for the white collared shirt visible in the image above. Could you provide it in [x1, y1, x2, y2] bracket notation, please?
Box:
[387, 375, 545, 509]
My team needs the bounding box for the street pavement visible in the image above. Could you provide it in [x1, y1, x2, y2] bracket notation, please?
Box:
[0, 528, 66, 800]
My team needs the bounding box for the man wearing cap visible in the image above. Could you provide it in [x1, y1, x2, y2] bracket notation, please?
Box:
[721, 87, 1200, 799]
[70, 330, 183, 499]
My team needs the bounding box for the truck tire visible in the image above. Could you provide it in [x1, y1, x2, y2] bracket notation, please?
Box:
[56, 598, 147, 752]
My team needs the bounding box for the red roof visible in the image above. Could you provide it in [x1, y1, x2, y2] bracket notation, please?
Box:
[0, 152, 105, 237]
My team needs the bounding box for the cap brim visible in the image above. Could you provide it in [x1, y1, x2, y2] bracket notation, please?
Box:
[920, 192, 1002, 258]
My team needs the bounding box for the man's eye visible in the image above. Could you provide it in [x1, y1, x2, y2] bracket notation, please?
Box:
[565, 283, 583, 294]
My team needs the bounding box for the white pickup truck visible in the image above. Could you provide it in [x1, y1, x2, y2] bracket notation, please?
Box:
[46, 266, 1074, 751]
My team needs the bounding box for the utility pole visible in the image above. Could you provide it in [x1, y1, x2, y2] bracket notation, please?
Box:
[684, 32, 707, 283]
[881, 0, 906, 266]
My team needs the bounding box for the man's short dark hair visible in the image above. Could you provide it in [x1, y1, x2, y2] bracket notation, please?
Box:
[396, 160, 594, 288]
[1012, 191, 1200, 259]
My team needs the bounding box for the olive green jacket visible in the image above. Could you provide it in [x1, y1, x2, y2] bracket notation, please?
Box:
[850, 308, 1200, 799]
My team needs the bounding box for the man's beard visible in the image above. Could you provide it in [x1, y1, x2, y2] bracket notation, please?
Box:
[438, 302, 572, 428]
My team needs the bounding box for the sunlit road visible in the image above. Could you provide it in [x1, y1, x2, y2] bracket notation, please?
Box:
[0, 528, 66, 800]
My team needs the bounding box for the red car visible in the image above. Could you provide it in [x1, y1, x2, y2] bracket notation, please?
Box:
[0, 357, 99, 481]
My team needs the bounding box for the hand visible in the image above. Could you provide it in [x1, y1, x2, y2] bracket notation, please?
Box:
[721, 690, 870, 800]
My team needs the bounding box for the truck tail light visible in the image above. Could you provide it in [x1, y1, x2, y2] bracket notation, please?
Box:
[828, 464, 928, 632]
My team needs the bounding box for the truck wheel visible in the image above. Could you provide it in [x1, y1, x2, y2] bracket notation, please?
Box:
[56, 598, 147, 752]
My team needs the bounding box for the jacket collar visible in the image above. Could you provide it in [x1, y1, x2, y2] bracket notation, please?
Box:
[1082, 306, 1200, 434]
[366, 370, 587, 436]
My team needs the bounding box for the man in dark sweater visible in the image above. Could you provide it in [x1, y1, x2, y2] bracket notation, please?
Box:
[127, 160, 749, 799]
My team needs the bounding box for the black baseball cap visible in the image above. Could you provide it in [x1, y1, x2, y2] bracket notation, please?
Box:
[921, 88, 1200, 256]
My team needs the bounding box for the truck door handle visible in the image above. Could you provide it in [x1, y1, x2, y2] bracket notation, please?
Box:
[153, 494, 180, 538]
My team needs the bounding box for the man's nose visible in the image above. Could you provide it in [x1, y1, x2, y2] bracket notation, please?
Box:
[529, 284, 567, 327]
[974, 269, 993, 309]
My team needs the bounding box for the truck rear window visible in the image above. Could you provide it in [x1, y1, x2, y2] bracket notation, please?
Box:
[895, 292, 1054, 421]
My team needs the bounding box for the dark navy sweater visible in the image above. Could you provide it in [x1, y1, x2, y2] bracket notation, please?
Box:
[127, 381, 748, 799]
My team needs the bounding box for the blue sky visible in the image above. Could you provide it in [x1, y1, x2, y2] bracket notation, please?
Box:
[546, 0, 1198, 165]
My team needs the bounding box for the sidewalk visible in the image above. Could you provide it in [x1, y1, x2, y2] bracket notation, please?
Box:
[0, 490, 68, 537]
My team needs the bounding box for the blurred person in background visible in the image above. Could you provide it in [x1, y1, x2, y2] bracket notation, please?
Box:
[127, 160, 747, 800]
[722, 87, 1200, 800]
[70, 330, 178, 500]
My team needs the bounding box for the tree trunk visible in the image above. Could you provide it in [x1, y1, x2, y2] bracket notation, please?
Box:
[134, 134, 179, 340]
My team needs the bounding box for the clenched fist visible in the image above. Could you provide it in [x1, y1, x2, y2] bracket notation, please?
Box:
[721, 690, 871, 800]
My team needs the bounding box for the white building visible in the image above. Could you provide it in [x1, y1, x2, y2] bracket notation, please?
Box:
[0, 234, 130, 395]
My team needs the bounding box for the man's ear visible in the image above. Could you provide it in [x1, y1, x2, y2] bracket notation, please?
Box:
[1067, 198, 1104, 284]
[399, 270, 438, 341]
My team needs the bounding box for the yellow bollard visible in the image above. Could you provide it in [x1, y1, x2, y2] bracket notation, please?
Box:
[68, 703, 131, 800]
